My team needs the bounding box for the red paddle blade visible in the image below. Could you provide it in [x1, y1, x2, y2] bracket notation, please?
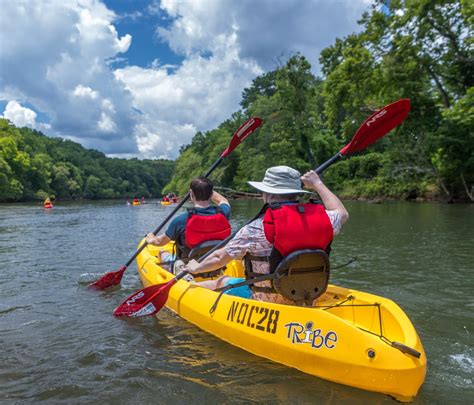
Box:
[221, 117, 262, 158]
[113, 279, 177, 317]
[88, 265, 127, 290]
[340, 99, 411, 156]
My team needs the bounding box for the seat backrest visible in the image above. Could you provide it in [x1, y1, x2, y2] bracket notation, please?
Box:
[272, 249, 330, 306]
[187, 240, 223, 262]
[185, 240, 225, 279]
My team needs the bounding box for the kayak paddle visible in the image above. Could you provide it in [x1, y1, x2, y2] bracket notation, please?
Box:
[113, 99, 411, 317]
[315, 98, 410, 173]
[89, 116, 262, 290]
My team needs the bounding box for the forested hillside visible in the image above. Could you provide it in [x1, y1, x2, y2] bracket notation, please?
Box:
[164, 0, 473, 202]
[0, 119, 174, 201]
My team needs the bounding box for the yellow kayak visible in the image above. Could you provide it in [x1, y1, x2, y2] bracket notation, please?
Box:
[137, 241, 426, 402]
[160, 201, 171, 205]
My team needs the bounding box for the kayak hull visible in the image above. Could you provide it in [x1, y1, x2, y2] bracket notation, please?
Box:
[137, 241, 426, 401]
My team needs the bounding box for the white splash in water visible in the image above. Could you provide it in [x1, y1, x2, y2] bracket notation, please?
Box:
[449, 353, 474, 373]
[78, 272, 107, 284]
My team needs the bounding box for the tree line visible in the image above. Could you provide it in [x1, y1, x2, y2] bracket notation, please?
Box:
[164, 0, 473, 202]
[0, 119, 174, 201]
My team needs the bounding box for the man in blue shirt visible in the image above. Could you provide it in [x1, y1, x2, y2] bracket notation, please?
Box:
[146, 177, 231, 262]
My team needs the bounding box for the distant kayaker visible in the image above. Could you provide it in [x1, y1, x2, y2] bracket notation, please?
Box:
[43, 198, 53, 209]
[146, 177, 231, 265]
[183, 166, 349, 304]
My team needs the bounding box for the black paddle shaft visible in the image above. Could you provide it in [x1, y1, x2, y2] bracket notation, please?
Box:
[124, 156, 224, 267]
[315, 153, 343, 174]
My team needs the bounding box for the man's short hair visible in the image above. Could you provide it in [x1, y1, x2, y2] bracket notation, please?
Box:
[190, 176, 213, 201]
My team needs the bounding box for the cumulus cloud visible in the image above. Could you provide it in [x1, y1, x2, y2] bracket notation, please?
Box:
[0, 0, 371, 159]
[156, 0, 371, 72]
[114, 0, 370, 158]
[1, 100, 52, 132]
[73, 85, 99, 99]
[115, 31, 262, 158]
[0, 0, 136, 154]
[2, 100, 38, 128]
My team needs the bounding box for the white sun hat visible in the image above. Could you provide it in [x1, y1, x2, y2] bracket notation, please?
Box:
[248, 166, 311, 195]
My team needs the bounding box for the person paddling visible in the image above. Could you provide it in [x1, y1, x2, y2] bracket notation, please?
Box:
[183, 166, 349, 304]
[146, 177, 231, 270]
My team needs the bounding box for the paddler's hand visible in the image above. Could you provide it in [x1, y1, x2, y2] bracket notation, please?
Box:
[184, 259, 201, 274]
[301, 170, 323, 190]
[145, 233, 157, 245]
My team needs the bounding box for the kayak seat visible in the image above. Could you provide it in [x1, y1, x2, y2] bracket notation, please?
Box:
[188, 240, 225, 279]
[273, 249, 330, 306]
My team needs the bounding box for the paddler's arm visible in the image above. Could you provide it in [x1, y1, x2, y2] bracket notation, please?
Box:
[301, 170, 349, 224]
[184, 247, 232, 275]
[146, 233, 171, 246]
[210, 191, 229, 207]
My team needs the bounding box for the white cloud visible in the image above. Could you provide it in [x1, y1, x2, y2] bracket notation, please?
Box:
[73, 85, 99, 99]
[0, 0, 371, 159]
[134, 119, 196, 159]
[115, 31, 262, 144]
[97, 112, 116, 132]
[0, 0, 136, 154]
[2, 100, 38, 128]
[156, 0, 370, 72]
[1, 100, 52, 133]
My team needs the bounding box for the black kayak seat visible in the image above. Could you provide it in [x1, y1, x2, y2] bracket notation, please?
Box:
[273, 249, 330, 306]
[187, 240, 226, 279]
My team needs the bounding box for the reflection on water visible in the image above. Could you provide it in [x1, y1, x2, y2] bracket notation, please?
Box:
[0, 199, 472, 403]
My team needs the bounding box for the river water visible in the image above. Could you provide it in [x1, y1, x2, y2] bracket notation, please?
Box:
[0, 200, 472, 404]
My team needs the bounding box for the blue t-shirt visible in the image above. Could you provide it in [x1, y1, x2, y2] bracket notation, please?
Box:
[165, 204, 231, 241]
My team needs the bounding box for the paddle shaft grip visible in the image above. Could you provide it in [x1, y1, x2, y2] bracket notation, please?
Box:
[124, 156, 224, 267]
[315, 153, 343, 174]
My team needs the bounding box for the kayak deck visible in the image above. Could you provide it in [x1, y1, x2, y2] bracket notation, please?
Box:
[137, 241, 426, 401]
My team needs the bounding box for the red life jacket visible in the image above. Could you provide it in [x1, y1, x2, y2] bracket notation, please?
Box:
[184, 207, 231, 249]
[263, 202, 333, 256]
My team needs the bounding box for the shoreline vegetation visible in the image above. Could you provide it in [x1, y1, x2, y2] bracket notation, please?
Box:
[0, 119, 175, 202]
[1, 2, 472, 204]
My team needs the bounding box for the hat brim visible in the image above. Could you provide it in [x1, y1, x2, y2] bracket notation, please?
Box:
[248, 181, 311, 195]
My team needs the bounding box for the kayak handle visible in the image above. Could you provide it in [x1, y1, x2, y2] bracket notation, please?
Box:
[391, 341, 421, 358]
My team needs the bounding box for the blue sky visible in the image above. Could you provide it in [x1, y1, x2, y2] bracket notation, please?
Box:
[0, 0, 373, 159]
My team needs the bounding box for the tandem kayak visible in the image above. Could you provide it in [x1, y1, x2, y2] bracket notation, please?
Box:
[136, 241, 426, 402]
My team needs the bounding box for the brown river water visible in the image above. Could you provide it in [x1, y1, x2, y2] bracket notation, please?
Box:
[0, 199, 472, 404]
